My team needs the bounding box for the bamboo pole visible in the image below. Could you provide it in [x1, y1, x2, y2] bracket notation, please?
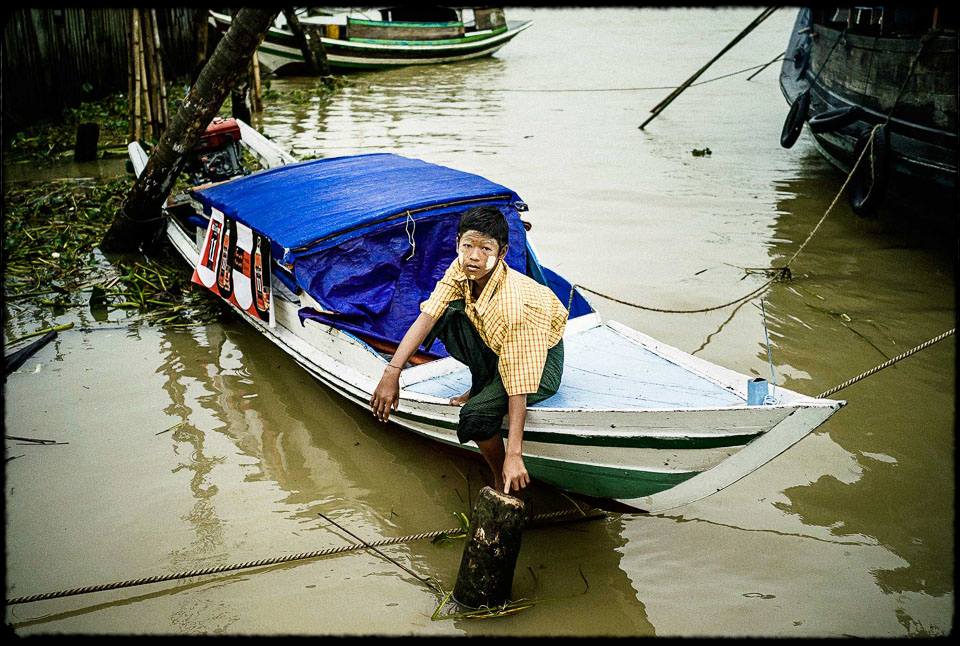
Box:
[142, 9, 161, 137]
[250, 50, 263, 112]
[127, 9, 136, 142]
[151, 9, 169, 131]
[101, 9, 280, 252]
[131, 8, 142, 142]
[139, 12, 153, 142]
[640, 6, 778, 129]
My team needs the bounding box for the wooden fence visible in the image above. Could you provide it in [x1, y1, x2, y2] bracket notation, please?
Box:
[2, 8, 207, 133]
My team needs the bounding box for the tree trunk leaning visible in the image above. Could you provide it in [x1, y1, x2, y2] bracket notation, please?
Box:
[282, 8, 327, 75]
[101, 9, 280, 253]
[452, 486, 526, 609]
[303, 24, 331, 79]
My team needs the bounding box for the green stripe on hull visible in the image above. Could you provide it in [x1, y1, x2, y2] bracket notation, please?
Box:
[524, 455, 699, 499]
[290, 359, 700, 499]
[348, 27, 508, 46]
[257, 46, 498, 71]
[257, 45, 301, 61]
[347, 18, 463, 28]
[521, 429, 759, 449]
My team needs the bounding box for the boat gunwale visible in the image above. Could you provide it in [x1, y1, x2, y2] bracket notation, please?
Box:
[209, 11, 532, 54]
[169, 211, 838, 422]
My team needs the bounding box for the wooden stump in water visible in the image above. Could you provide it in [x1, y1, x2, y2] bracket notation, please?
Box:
[452, 486, 526, 609]
[74, 123, 99, 162]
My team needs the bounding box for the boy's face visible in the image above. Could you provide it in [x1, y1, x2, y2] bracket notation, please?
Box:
[457, 230, 507, 281]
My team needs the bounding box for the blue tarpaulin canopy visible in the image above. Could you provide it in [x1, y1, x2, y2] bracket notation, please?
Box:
[189, 152, 590, 358]
[192, 153, 521, 263]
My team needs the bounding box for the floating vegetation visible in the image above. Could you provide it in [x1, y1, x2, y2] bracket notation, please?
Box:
[5, 92, 128, 165]
[260, 76, 352, 106]
[431, 589, 537, 621]
[431, 511, 471, 545]
[3, 178, 229, 331]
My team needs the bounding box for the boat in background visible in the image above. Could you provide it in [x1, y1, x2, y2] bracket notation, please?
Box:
[209, 6, 533, 74]
[779, 6, 957, 225]
[127, 119, 844, 514]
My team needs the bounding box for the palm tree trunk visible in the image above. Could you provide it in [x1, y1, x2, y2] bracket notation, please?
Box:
[101, 9, 280, 253]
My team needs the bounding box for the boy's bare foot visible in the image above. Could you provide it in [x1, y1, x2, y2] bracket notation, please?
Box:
[449, 389, 471, 406]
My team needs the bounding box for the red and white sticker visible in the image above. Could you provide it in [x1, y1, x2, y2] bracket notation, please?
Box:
[192, 209, 274, 327]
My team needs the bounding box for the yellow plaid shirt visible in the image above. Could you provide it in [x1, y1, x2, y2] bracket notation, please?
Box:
[420, 257, 568, 396]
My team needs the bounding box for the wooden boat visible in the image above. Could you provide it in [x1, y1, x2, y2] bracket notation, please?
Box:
[779, 7, 958, 220]
[128, 119, 844, 514]
[209, 7, 533, 74]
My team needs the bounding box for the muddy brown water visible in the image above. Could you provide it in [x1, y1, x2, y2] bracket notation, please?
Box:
[4, 8, 954, 636]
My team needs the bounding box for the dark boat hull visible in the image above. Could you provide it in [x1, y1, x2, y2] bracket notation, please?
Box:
[779, 8, 958, 221]
[210, 12, 532, 73]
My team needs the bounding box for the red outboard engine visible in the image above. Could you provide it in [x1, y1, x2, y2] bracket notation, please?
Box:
[186, 117, 247, 184]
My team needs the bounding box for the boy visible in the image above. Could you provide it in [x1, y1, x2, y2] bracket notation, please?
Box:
[369, 205, 567, 495]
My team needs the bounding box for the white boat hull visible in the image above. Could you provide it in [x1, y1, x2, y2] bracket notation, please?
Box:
[138, 125, 845, 513]
[165, 215, 843, 513]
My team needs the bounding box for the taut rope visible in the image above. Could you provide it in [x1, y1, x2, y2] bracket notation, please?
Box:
[6, 508, 602, 606]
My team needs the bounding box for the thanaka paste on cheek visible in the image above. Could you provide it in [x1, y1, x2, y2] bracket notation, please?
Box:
[485, 255, 496, 270]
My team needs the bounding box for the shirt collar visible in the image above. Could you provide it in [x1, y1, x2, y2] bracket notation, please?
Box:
[472, 258, 507, 313]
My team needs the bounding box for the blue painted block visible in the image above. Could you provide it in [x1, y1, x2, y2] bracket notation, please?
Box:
[747, 378, 768, 405]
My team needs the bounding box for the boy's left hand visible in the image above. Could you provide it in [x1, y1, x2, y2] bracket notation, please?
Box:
[502, 453, 529, 494]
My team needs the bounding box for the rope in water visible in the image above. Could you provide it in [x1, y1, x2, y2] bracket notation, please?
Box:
[5, 508, 601, 606]
[566, 121, 880, 316]
[567, 33, 932, 316]
[490, 57, 786, 93]
[816, 328, 955, 399]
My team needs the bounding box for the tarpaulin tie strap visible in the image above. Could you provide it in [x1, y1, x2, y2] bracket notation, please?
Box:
[405, 210, 416, 260]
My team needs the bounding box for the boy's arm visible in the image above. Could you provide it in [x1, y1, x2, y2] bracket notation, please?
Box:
[502, 393, 530, 493]
[370, 311, 437, 422]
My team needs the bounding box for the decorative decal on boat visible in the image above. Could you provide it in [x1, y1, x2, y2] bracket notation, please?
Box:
[192, 208, 274, 327]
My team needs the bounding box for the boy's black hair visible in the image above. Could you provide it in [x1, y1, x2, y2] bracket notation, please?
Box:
[457, 206, 509, 250]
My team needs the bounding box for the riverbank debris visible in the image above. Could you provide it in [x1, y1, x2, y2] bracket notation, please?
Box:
[3, 179, 229, 332]
[4, 330, 58, 376]
[4, 435, 69, 446]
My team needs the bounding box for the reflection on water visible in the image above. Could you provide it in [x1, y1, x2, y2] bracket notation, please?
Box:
[151, 315, 655, 635]
[262, 58, 510, 160]
[762, 148, 954, 603]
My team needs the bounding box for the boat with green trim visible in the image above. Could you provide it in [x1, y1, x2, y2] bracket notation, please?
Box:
[209, 7, 533, 74]
[128, 119, 845, 514]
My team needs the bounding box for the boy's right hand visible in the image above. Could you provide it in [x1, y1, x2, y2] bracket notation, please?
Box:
[370, 368, 400, 422]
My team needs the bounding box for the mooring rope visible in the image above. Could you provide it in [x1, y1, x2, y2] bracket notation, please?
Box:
[567, 31, 933, 317]
[568, 276, 778, 315]
[489, 58, 786, 93]
[817, 328, 954, 399]
[6, 508, 601, 606]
